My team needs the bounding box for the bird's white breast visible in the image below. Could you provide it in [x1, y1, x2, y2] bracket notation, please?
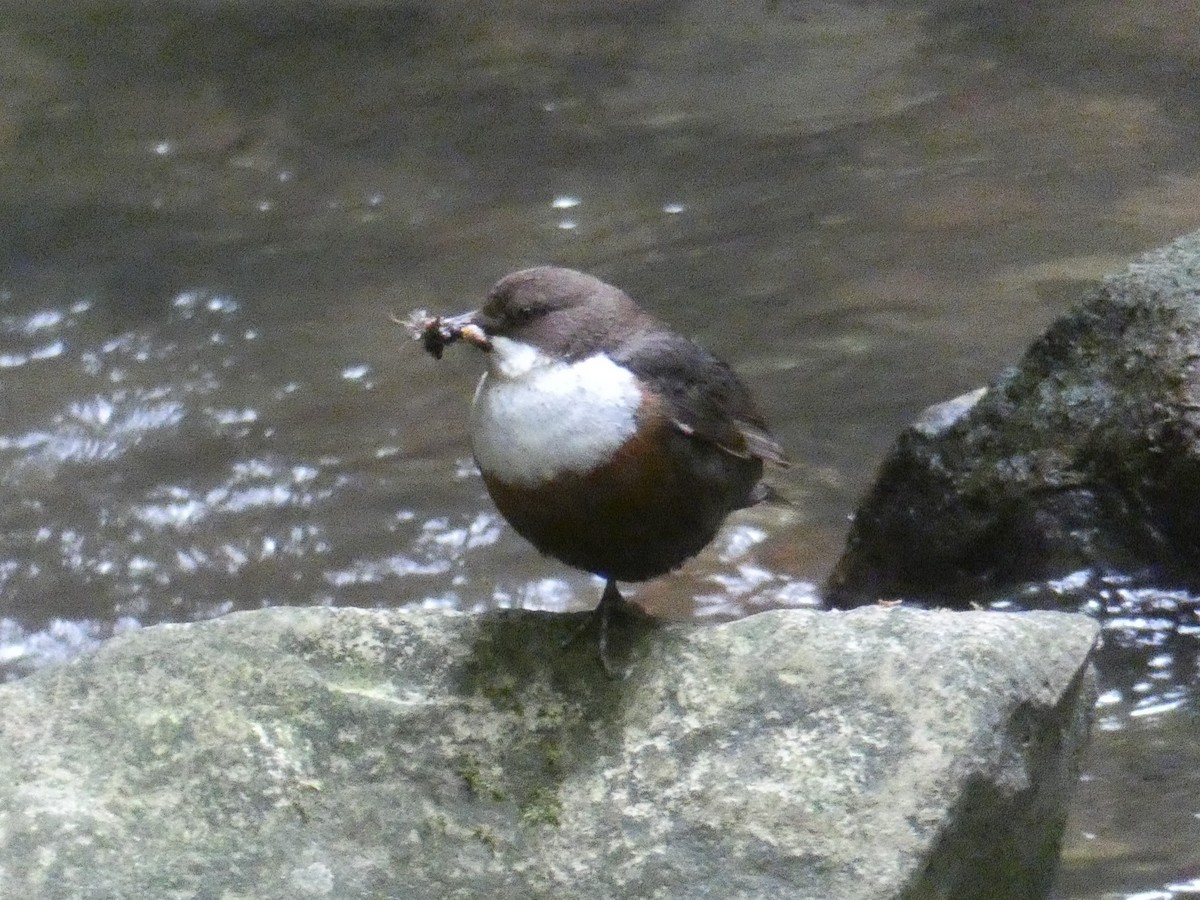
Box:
[470, 337, 643, 487]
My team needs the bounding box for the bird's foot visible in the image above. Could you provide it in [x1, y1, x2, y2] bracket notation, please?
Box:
[561, 579, 631, 678]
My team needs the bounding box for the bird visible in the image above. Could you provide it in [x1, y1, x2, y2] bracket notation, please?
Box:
[418, 266, 787, 674]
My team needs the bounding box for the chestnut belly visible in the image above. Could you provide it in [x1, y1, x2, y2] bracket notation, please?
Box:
[480, 425, 762, 582]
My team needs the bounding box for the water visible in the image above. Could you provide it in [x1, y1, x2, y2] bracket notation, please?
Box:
[1056, 593, 1200, 899]
[0, 1, 1197, 895]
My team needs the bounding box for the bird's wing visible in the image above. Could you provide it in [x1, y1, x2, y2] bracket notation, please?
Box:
[611, 329, 789, 467]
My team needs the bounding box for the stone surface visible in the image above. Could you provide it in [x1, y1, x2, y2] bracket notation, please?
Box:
[0, 605, 1097, 899]
[829, 229, 1200, 606]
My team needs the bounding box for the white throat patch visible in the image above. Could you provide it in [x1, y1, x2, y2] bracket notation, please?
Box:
[484, 335, 545, 379]
[470, 338, 643, 486]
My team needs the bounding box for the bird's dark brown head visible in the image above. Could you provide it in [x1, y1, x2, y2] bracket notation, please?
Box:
[474, 266, 651, 359]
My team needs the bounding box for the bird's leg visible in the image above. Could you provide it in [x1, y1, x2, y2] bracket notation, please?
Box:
[594, 579, 623, 676]
[561, 578, 627, 677]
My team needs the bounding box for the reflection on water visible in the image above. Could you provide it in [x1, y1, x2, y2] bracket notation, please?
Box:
[997, 576, 1200, 899]
[0, 1, 1198, 896]
[1056, 615, 1200, 900]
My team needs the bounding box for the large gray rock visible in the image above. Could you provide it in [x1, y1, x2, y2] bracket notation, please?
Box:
[0, 606, 1096, 899]
[830, 229, 1200, 606]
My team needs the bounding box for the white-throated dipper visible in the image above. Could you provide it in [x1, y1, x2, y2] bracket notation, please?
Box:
[411, 266, 787, 674]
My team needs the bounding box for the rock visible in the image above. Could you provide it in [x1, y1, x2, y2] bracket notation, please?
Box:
[0, 605, 1097, 900]
[829, 229, 1200, 606]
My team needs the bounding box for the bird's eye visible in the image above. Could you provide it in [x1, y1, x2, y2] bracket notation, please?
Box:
[509, 305, 536, 325]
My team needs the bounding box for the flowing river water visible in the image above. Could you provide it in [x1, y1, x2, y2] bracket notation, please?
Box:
[0, 3, 1197, 896]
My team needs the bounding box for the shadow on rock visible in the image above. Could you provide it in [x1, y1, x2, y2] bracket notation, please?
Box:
[450, 607, 665, 824]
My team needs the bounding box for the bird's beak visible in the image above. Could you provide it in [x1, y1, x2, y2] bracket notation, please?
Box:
[439, 312, 489, 350]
